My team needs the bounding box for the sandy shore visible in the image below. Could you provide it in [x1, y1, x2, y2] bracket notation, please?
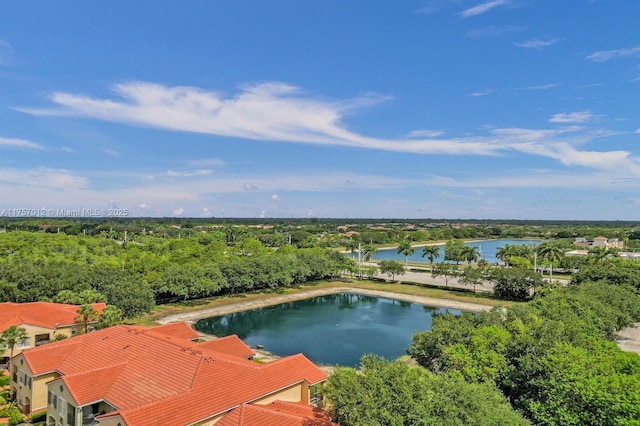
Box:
[617, 322, 640, 354]
[156, 287, 492, 325]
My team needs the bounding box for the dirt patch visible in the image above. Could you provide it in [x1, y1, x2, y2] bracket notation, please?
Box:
[617, 322, 640, 354]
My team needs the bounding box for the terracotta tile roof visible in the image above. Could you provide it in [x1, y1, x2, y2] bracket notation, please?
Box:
[0, 302, 106, 331]
[194, 335, 255, 358]
[20, 325, 327, 426]
[129, 321, 199, 341]
[217, 401, 338, 426]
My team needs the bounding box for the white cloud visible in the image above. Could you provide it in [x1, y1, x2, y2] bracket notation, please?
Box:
[635, 129, 640, 134]
[166, 169, 213, 177]
[468, 88, 496, 97]
[15, 81, 637, 175]
[139, 203, 152, 209]
[102, 149, 120, 157]
[271, 194, 281, 202]
[173, 207, 186, 216]
[259, 210, 266, 218]
[244, 183, 258, 191]
[523, 83, 560, 90]
[406, 129, 445, 138]
[459, 0, 509, 18]
[0, 167, 87, 190]
[0, 136, 43, 149]
[61, 146, 74, 153]
[15, 80, 511, 156]
[586, 46, 640, 62]
[514, 37, 560, 49]
[0, 39, 10, 49]
[202, 207, 211, 216]
[468, 83, 558, 97]
[549, 111, 593, 123]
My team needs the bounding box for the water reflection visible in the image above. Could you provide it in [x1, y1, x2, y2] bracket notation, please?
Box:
[194, 293, 461, 366]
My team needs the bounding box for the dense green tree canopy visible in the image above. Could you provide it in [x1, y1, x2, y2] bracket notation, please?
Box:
[325, 355, 529, 426]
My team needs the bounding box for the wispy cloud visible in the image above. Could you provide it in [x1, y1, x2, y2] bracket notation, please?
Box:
[523, 83, 561, 90]
[459, 0, 509, 18]
[586, 46, 640, 62]
[549, 111, 593, 124]
[102, 149, 120, 157]
[0, 136, 43, 149]
[166, 169, 213, 177]
[16, 81, 638, 175]
[468, 88, 496, 97]
[0, 39, 10, 49]
[0, 167, 87, 190]
[467, 83, 559, 97]
[514, 37, 560, 49]
[406, 129, 445, 138]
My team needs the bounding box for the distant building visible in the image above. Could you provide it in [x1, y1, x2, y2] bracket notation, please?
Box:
[1, 302, 106, 364]
[574, 236, 624, 249]
[9, 322, 329, 425]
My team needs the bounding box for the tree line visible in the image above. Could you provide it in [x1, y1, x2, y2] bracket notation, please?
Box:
[0, 232, 354, 318]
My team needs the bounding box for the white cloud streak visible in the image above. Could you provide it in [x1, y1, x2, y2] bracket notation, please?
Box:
[406, 129, 445, 138]
[0, 136, 43, 149]
[459, 0, 509, 18]
[549, 111, 593, 123]
[586, 46, 640, 62]
[514, 38, 559, 49]
[166, 169, 213, 177]
[15, 81, 638, 175]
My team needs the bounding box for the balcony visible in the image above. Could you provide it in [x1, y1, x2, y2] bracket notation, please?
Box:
[82, 413, 99, 426]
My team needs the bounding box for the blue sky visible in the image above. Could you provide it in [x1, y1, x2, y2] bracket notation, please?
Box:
[1, 1, 639, 220]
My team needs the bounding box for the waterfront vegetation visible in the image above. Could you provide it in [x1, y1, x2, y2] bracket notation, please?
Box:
[2, 218, 640, 424]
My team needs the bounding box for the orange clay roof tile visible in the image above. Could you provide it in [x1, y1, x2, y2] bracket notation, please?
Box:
[20, 324, 327, 426]
[0, 302, 106, 331]
[193, 334, 255, 358]
[217, 401, 338, 426]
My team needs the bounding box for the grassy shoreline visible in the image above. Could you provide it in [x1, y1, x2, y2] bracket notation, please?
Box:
[140, 280, 514, 325]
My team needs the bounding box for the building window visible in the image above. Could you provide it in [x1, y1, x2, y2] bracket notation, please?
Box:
[48, 391, 58, 409]
[59, 396, 66, 416]
[66, 403, 76, 426]
[28, 376, 32, 389]
[71, 326, 77, 336]
[17, 337, 30, 349]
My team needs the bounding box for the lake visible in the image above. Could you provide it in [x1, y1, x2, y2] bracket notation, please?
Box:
[351, 239, 540, 265]
[194, 293, 460, 367]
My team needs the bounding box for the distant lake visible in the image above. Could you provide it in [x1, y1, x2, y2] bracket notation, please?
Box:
[349, 239, 541, 265]
[194, 293, 460, 367]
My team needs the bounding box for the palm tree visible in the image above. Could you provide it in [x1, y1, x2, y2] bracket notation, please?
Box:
[0, 325, 28, 375]
[536, 242, 564, 282]
[461, 246, 480, 265]
[421, 245, 440, 272]
[362, 244, 377, 262]
[496, 244, 512, 266]
[75, 304, 99, 334]
[397, 239, 415, 269]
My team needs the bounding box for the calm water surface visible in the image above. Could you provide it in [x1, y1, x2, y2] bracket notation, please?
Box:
[194, 293, 460, 367]
[351, 239, 540, 265]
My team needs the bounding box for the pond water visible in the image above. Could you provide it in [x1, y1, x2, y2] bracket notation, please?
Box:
[350, 239, 540, 265]
[194, 293, 460, 367]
